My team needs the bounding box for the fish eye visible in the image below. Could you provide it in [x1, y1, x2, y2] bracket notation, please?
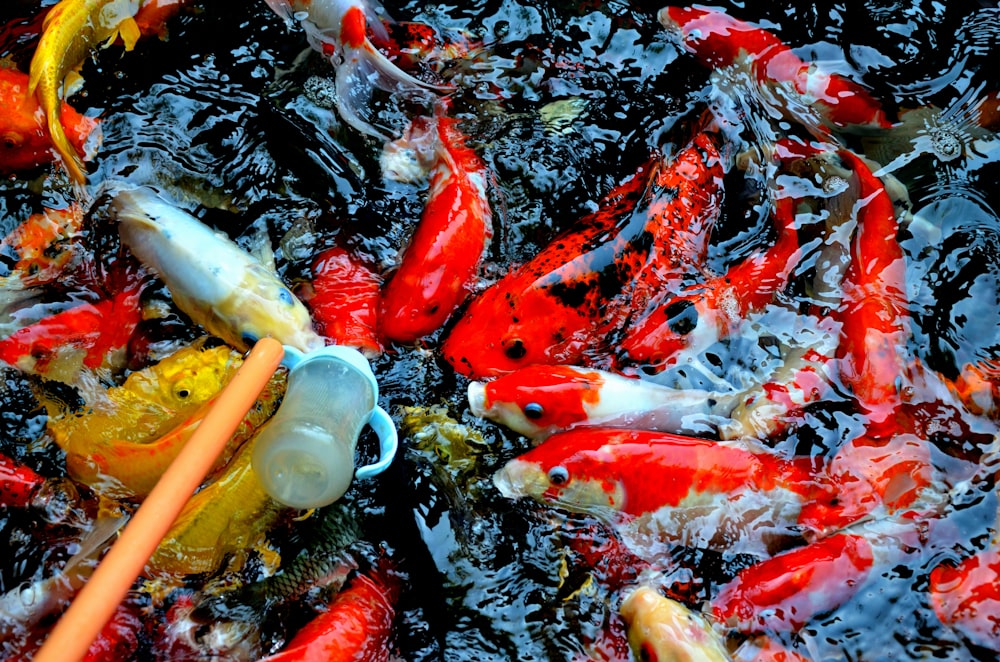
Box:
[548, 466, 569, 485]
[2, 132, 22, 149]
[175, 388, 191, 399]
[523, 402, 544, 420]
[277, 288, 294, 305]
[663, 299, 697, 336]
[504, 339, 527, 360]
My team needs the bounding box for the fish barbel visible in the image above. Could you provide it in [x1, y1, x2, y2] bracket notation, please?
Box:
[111, 186, 324, 353]
[28, 0, 142, 182]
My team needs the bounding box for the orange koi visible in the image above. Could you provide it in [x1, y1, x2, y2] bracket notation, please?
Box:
[834, 150, 911, 438]
[494, 428, 817, 558]
[616, 194, 802, 376]
[620, 586, 731, 662]
[0, 278, 144, 381]
[258, 558, 402, 662]
[0, 452, 79, 525]
[929, 546, 1000, 650]
[713, 531, 874, 634]
[299, 245, 383, 356]
[443, 131, 725, 378]
[659, 6, 893, 133]
[380, 111, 493, 343]
[0, 204, 84, 289]
[0, 66, 97, 178]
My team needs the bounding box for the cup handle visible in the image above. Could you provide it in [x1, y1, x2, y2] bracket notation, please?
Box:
[355, 406, 398, 480]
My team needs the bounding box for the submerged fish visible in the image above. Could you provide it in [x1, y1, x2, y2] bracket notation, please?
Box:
[28, 0, 142, 182]
[380, 110, 494, 343]
[264, 0, 444, 138]
[619, 586, 731, 662]
[257, 557, 402, 662]
[929, 545, 1000, 651]
[300, 245, 383, 356]
[111, 186, 324, 353]
[0, 452, 79, 525]
[0, 67, 97, 178]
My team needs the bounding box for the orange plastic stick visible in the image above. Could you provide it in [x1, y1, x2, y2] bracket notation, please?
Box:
[34, 337, 285, 662]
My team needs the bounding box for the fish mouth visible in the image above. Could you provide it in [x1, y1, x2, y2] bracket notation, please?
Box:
[467, 381, 487, 418]
[492, 459, 548, 500]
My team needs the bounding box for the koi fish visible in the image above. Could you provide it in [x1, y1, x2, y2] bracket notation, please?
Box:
[951, 359, 1000, 420]
[713, 531, 874, 634]
[0, 452, 79, 525]
[796, 433, 936, 539]
[80, 599, 145, 662]
[28, 0, 142, 182]
[257, 558, 402, 662]
[467, 364, 741, 440]
[0, 513, 124, 637]
[619, 586, 731, 662]
[834, 150, 911, 438]
[0, 278, 144, 383]
[616, 195, 802, 376]
[929, 546, 1000, 650]
[732, 635, 811, 662]
[0, 204, 84, 290]
[0, 67, 97, 178]
[264, 0, 445, 138]
[153, 591, 262, 661]
[494, 428, 816, 558]
[111, 186, 325, 353]
[443, 131, 725, 378]
[299, 245, 382, 356]
[147, 430, 284, 576]
[380, 111, 494, 343]
[196, 501, 363, 621]
[658, 6, 893, 133]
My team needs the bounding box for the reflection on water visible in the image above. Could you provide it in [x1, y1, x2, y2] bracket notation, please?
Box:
[1, 0, 1000, 660]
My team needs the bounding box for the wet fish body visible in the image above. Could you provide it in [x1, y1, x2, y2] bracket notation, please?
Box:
[467, 364, 742, 440]
[112, 186, 324, 353]
[494, 428, 816, 557]
[0, 68, 97, 178]
[28, 0, 141, 182]
[619, 586, 732, 662]
[380, 113, 494, 343]
[302, 245, 383, 356]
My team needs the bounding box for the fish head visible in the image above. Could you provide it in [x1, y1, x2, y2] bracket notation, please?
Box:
[443, 282, 592, 378]
[0, 68, 97, 175]
[213, 262, 325, 353]
[620, 586, 729, 662]
[123, 341, 242, 411]
[616, 290, 712, 376]
[467, 365, 605, 438]
[492, 432, 627, 516]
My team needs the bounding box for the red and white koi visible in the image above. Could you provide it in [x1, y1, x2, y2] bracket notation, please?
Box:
[258, 558, 402, 662]
[443, 130, 726, 378]
[467, 364, 741, 441]
[616, 194, 802, 377]
[299, 245, 383, 356]
[658, 6, 893, 134]
[380, 111, 493, 343]
[929, 545, 1000, 650]
[494, 428, 817, 558]
[264, 0, 445, 138]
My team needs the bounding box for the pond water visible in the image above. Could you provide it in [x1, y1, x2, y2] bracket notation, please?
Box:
[1, 0, 999, 660]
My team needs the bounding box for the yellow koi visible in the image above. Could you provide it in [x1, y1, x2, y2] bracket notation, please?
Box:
[28, 0, 142, 182]
[44, 339, 245, 497]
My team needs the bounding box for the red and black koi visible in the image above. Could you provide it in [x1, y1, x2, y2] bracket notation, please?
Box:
[443, 130, 726, 378]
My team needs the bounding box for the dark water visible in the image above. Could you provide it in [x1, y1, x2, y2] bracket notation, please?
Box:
[2, 0, 1000, 660]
